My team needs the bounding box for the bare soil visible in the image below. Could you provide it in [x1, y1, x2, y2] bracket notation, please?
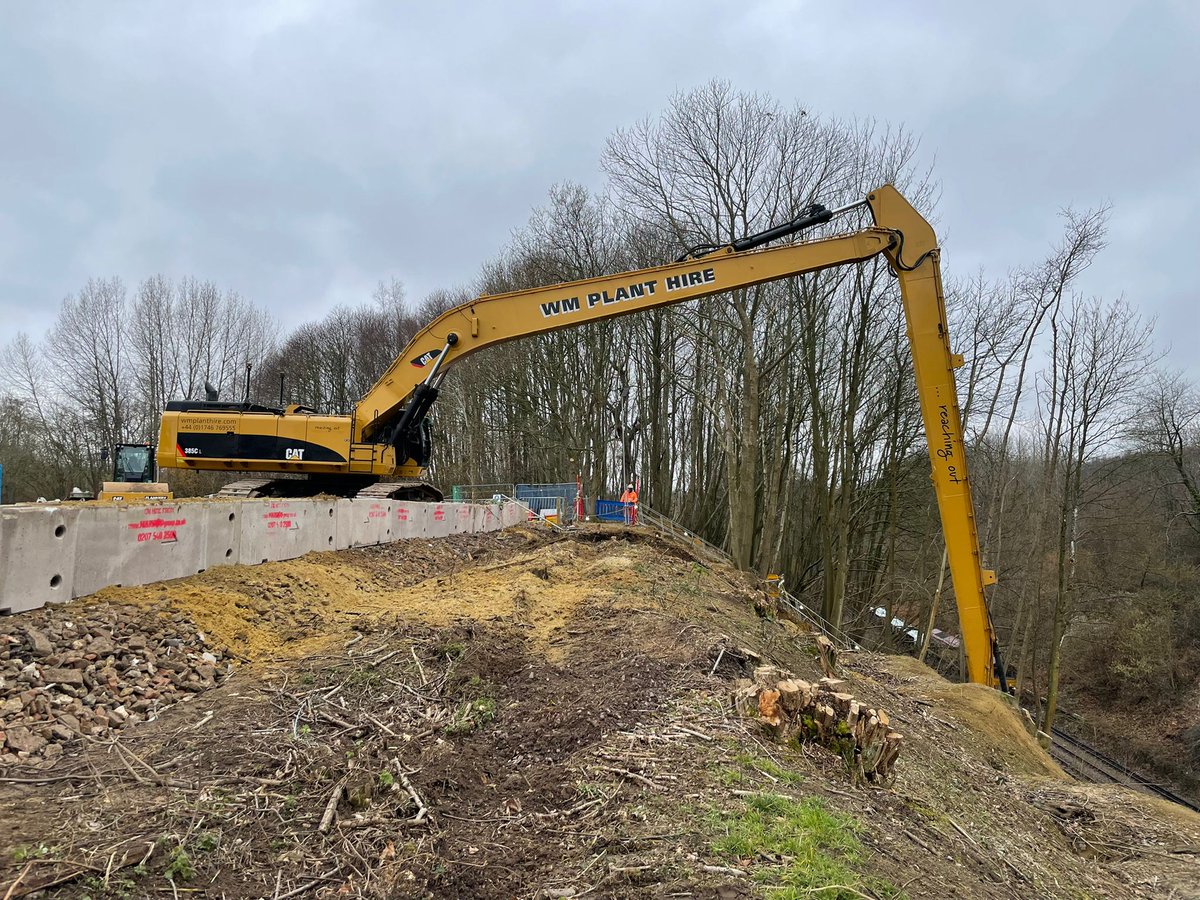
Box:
[1, 526, 1197, 899]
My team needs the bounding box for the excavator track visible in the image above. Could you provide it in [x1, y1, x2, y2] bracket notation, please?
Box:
[354, 481, 444, 502]
[216, 479, 279, 499]
[215, 478, 443, 501]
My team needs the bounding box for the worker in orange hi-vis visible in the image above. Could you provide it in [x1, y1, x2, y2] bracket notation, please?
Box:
[620, 482, 639, 526]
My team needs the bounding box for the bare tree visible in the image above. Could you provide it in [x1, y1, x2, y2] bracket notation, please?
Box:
[1038, 295, 1156, 730]
[1135, 370, 1200, 539]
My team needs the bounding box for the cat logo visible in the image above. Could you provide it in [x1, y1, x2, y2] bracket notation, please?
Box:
[411, 349, 441, 368]
[285, 448, 305, 460]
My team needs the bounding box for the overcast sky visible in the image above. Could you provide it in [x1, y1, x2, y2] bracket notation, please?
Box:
[2, 1, 1197, 368]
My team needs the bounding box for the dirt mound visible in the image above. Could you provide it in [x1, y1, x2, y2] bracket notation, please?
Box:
[92, 527, 556, 662]
[881, 654, 1062, 778]
[1, 526, 1197, 899]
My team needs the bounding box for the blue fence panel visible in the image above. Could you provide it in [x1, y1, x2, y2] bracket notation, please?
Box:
[595, 499, 628, 522]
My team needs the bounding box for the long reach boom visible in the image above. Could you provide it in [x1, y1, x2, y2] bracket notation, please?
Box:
[157, 185, 1003, 686]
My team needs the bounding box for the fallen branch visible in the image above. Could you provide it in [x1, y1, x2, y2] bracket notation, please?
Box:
[318, 782, 345, 833]
[0, 843, 156, 899]
[671, 725, 712, 742]
[337, 813, 429, 830]
[598, 766, 662, 792]
[797, 885, 877, 900]
[188, 710, 215, 731]
[708, 647, 726, 677]
[397, 770, 428, 822]
[1, 863, 32, 900]
[701, 864, 746, 876]
[410, 646, 428, 685]
[275, 870, 340, 899]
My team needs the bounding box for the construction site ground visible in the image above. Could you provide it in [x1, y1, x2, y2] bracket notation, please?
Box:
[1, 526, 1198, 899]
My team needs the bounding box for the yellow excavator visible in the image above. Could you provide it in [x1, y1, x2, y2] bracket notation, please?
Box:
[157, 185, 1004, 687]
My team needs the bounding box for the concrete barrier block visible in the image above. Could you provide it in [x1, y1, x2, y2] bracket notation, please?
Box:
[72, 501, 205, 597]
[392, 502, 423, 540]
[482, 501, 507, 531]
[0, 505, 80, 613]
[501, 501, 525, 527]
[66, 505, 122, 597]
[339, 499, 395, 548]
[237, 499, 337, 564]
[333, 501, 357, 551]
[2, 497, 524, 615]
[474, 502, 498, 533]
[447, 502, 475, 535]
[203, 504, 242, 570]
[426, 502, 453, 539]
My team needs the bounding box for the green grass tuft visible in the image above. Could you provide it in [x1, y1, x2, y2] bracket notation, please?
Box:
[707, 793, 903, 900]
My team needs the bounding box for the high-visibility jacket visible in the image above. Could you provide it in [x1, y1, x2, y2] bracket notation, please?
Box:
[620, 488, 638, 504]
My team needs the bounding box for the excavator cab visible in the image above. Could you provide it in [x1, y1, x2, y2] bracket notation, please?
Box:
[112, 443, 154, 483]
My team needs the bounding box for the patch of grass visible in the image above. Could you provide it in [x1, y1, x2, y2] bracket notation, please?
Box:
[12, 843, 54, 863]
[905, 799, 947, 823]
[733, 751, 806, 786]
[706, 793, 903, 900]
[193, 831, 220, 853]
[460, 673, 497, 698]
[679, 561, 707, 595]
[714, 765, 748, 786]
[436, 641, 467, 659]
[80, 872, 138, 899]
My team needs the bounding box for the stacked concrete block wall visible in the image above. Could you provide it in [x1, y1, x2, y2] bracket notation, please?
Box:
[0, 499, 525, 615]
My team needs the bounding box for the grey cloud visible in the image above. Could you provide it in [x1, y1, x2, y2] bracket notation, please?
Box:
[1, 0, 1196, 369]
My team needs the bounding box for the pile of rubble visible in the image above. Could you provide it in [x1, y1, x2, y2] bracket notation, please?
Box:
[0, 601, 230, 765]
[733, 664, 904, 783]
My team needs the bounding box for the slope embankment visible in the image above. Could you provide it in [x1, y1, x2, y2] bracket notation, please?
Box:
[1, 526, 1196, 899]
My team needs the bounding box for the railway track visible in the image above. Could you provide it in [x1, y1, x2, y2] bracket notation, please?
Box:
[1050, 726, 1200, 814]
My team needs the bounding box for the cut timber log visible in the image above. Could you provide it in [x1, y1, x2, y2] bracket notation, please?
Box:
[731, 679, 760, 717]
[758, 689, 783, 727]
[730, 666, 904, 784]
[816, 635, 839, 676]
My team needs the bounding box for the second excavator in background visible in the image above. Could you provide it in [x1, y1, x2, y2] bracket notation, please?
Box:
[97, 442, 172, 503]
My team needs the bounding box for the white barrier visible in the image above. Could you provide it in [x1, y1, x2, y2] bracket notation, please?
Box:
[0, 499, 525, 615]
[334, 499, 397, 550]
[236, 499, 338, 565]
[0, 505, 80, 614]
[72, 502, 206, 597]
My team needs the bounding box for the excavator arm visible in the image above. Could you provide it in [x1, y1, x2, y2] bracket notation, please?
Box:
[158, 184, 1002, 686]
[869, 188, 1002, 690]
[356, 185, 1001, 687]
[355, 226, 894, 442]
